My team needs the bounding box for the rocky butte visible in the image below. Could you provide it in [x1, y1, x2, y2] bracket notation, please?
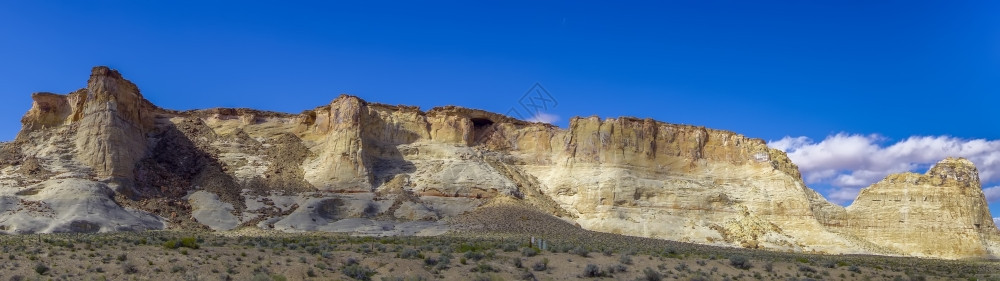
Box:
[1, 66, 997, 260]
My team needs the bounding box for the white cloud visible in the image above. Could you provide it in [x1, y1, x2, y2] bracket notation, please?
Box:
[984, 186, 1000, 203]
[527, 112, 559, 124]
[768, 134, 1000, 204]
[768, 136, 810, 152]
[828, 187, 864, 204]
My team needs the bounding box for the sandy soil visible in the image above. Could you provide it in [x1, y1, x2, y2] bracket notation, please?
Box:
[0, 231, 995, 281]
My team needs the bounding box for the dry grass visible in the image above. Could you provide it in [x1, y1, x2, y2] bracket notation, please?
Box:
[0, 203, 996, 280]
[0, 230, 995, 281]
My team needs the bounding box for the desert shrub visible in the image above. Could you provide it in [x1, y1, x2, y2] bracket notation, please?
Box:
[822, 261, 837, 268]
[179, 237, 199, 249]
[848, 265, 861, 273]
[641, 267, 663, 281]
[583, 264, 603, 277]
[729, 255, 752, 270]
[381, 276, 428, 281]
[304, 247, 320, 255]
[122, 263, 138, 274]
[117, 253, 127, 261]
[399, 248, 421, 259]
[456, 243, 484, 253]
[162, 237, 199, 250]
[463, 251, 485, 261]
[620, 254, 633, 265]
[689, 275, 710, 281]
[437, 253, 452, 267]
[470, 263, 498, 273]
[764, 262, 773, 272]
[342, 264, 376, 281]
[363, 202, 379, 218]
[662, 247, 677, 256]
[34, 263, 49, 275]
[606, 264, 627, 274]
[518, 271, 535, 281]
[798, 265, 817, 273]
[471, 275, 496, 281]
[424, 257, 438, 267]
[674, 262, 688, 272]
[521, 247, 539, 257]
[695, 260, 706, 266]
[512, 257, 523, 268]
[532, 258, 548, 271]
[570, 246, 589, 257]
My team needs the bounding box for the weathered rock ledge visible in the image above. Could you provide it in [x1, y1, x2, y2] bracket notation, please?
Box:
[1, 66, 997, 260]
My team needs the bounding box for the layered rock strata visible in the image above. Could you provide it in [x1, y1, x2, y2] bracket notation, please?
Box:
[0, 66, 997, 260]
[825, 158, 1000, 259]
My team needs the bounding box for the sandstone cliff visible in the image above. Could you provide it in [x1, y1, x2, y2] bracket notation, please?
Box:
[18, 67, 156, 191]
[0, 67, 997, 260]
[827, 158, 1000, 259]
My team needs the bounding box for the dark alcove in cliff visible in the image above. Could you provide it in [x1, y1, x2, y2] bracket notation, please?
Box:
[471, 117, 495, 144]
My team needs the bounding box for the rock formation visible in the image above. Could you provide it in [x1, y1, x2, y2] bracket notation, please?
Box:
[0, 66, 997, 260]
[18, 67, 156, 193]
[824, 158, 1000, 259]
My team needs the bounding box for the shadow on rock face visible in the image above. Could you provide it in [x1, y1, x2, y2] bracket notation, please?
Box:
[53, 220, 101, 233]
[316, 198, 344, 220]
[132, 118, 243, 208]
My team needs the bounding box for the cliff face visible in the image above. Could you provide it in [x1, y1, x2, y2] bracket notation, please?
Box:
[1, 67, 997, 259]
[504, 116, 856, 252]
[830, 158, 1000, 259]
[19, 66, 156, 186]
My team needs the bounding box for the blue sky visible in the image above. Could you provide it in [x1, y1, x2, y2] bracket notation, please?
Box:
[1, 1, 998, 219]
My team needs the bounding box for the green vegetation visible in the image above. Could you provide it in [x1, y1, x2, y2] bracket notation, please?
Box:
[583, 263, 603, 277]
[33, 263, 49, 275]
[163, 236, 200, 250]
[0, 230, 995, 280]
[342, 264, 376, 281]
[729, 255, 752, 270]
[570, 246, 589, 257]
[641, 267, 662, 281]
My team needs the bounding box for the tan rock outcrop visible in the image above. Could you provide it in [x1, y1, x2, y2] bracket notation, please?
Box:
[18, 66, 157, 182]
[21, 92, 72, 131]
[300, 95, 373, 191]
[74, 66, 156, 180]
[2, 66, 997, 260]
[831, 158, 1000, 259]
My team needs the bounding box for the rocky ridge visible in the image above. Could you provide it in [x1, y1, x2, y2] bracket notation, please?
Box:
[0, 67, 997, 259]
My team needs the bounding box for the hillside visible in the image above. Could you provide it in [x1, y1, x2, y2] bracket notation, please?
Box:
[0, 66, 997, 260]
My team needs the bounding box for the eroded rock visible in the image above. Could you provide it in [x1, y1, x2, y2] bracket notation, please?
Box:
[1, 66, 997, 260]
